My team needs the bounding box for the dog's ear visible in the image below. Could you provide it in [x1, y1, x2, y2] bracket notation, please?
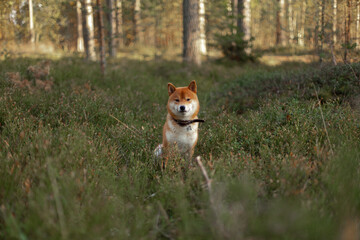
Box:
[188, 80, 197, 93]
[168, 83, 176, 96]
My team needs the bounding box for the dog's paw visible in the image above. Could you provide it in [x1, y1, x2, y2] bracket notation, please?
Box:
[154, 144, 163, 158]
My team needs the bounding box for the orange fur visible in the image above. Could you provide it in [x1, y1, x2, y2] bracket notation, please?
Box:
[155, 81, 201, 167]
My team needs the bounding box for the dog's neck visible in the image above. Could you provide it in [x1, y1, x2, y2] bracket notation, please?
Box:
[171, 117, 205, 127]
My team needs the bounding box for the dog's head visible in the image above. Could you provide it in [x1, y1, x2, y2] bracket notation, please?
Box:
[167, 80, 199, 120]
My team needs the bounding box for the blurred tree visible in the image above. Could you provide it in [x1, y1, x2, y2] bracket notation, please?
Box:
[319, 0, 325, 63]
[357, 0, 359, 49]
[344, 0, 351, 62]
[84, 0, 96, 60]
[333, 0, 337, 45]
[199, 0, 207, 55]
[115, 0, 123, 47]
[313, 1, 319, 52]
[107, 0, 116, 57]
[288, 0, 294, 44]
[82, 0, 89, 53]
[298, 0, 306, 47]
[0, 0, 357, 64]
[237, 0, 251, 53]
[133, 0, 142, 43]
[76, 0, 84, 52]
[97, 0, 106, 73]
[28, 0, 35, 44]
[276, 0, 285, 46]
[183, 0, 201, 66]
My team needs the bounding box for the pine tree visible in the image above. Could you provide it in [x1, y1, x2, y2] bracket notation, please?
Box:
[97, 0, 106, 73]
[76, 0, 85, 52]
[115, 0, 123, 47]
[183, 0, 201, 66]
[107, 0, 116, 57]
[133, 0, 142, 43]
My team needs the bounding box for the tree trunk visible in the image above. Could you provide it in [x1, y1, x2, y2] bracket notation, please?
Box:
[333, 0, 337, 45]
[237, 0, 242, 33]
[97, 0, 106, 74]
[293, 8, 297, 44]
[199, 0, 207, 55]
[298, 1, 306, 46]
[237, 0, 251, 53]
[314, 2, 319, 51]
[319, 0, 325, 63]
[345, 0, 351, 61]
[82, 1, 89, 56]
[276, 0, 285, 46]
[115, 0, 123, 47]
[76, 0, 85, 52]
[84, 0, 96, 61]
[232, 0, 237, 34]
[288, 0, 294, 44]
[227, 0, 233, 32]
[346, 0, 351, 45]
[107, 0, 116, 57]
[183, 0, 201, 66]
[133, 0, 142, 44]
[238, 0, 251, 40]
[29, 0, 35, 44]
[356, 0, 359, 49]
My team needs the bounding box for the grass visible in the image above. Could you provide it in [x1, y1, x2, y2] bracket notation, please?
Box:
[0, 55, 360, 239]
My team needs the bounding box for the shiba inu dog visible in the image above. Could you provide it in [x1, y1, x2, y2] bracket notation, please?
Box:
[154, 80, 204, 165]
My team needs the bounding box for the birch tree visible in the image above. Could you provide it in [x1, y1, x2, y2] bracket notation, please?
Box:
[298, 1, 306, 46]
[276, 0, 285, 46]
[76, 0, 84, 52]
[333, 0, 337, 45]
[356, 0, 359, 49]
[84, 0, 96, 61]
[199, 0, 207, 55]
[29, 0, 35, 44]
[183, 0, 201, 66]
[238, 0, 251, 39]
[237, 0, 251, 53]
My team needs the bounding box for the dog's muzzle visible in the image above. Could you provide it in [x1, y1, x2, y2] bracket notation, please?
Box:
[179, 105, 186, 112]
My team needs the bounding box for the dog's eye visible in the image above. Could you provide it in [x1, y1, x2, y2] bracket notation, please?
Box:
[186, 98, 190, 101]
[175, 99, 179, 102]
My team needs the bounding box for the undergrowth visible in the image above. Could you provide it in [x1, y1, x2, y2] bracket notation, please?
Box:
[0, 57, 359, 239]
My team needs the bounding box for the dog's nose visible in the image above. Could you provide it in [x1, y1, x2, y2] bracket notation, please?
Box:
[180, 105, 186, 111]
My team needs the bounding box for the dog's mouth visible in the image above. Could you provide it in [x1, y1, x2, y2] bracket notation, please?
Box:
[177, 105, 190, 114]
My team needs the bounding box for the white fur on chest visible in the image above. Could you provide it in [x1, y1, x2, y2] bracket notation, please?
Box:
[165, 119, 198, 153]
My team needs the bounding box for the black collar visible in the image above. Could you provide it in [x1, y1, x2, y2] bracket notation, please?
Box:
[172, 117, 205, 127]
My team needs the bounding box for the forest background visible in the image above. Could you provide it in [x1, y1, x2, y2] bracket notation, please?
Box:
[1, 0, 360, 239]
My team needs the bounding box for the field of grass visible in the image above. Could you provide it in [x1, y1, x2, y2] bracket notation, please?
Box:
[1, 55, 360, 239]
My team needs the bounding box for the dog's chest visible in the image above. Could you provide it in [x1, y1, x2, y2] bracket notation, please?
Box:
[166, 120, 198, 152]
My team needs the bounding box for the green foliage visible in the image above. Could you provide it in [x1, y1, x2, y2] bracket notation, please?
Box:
[0, 57, 360, 239]
[216, 63, 360, 112]
[215, 32, 257, 62]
